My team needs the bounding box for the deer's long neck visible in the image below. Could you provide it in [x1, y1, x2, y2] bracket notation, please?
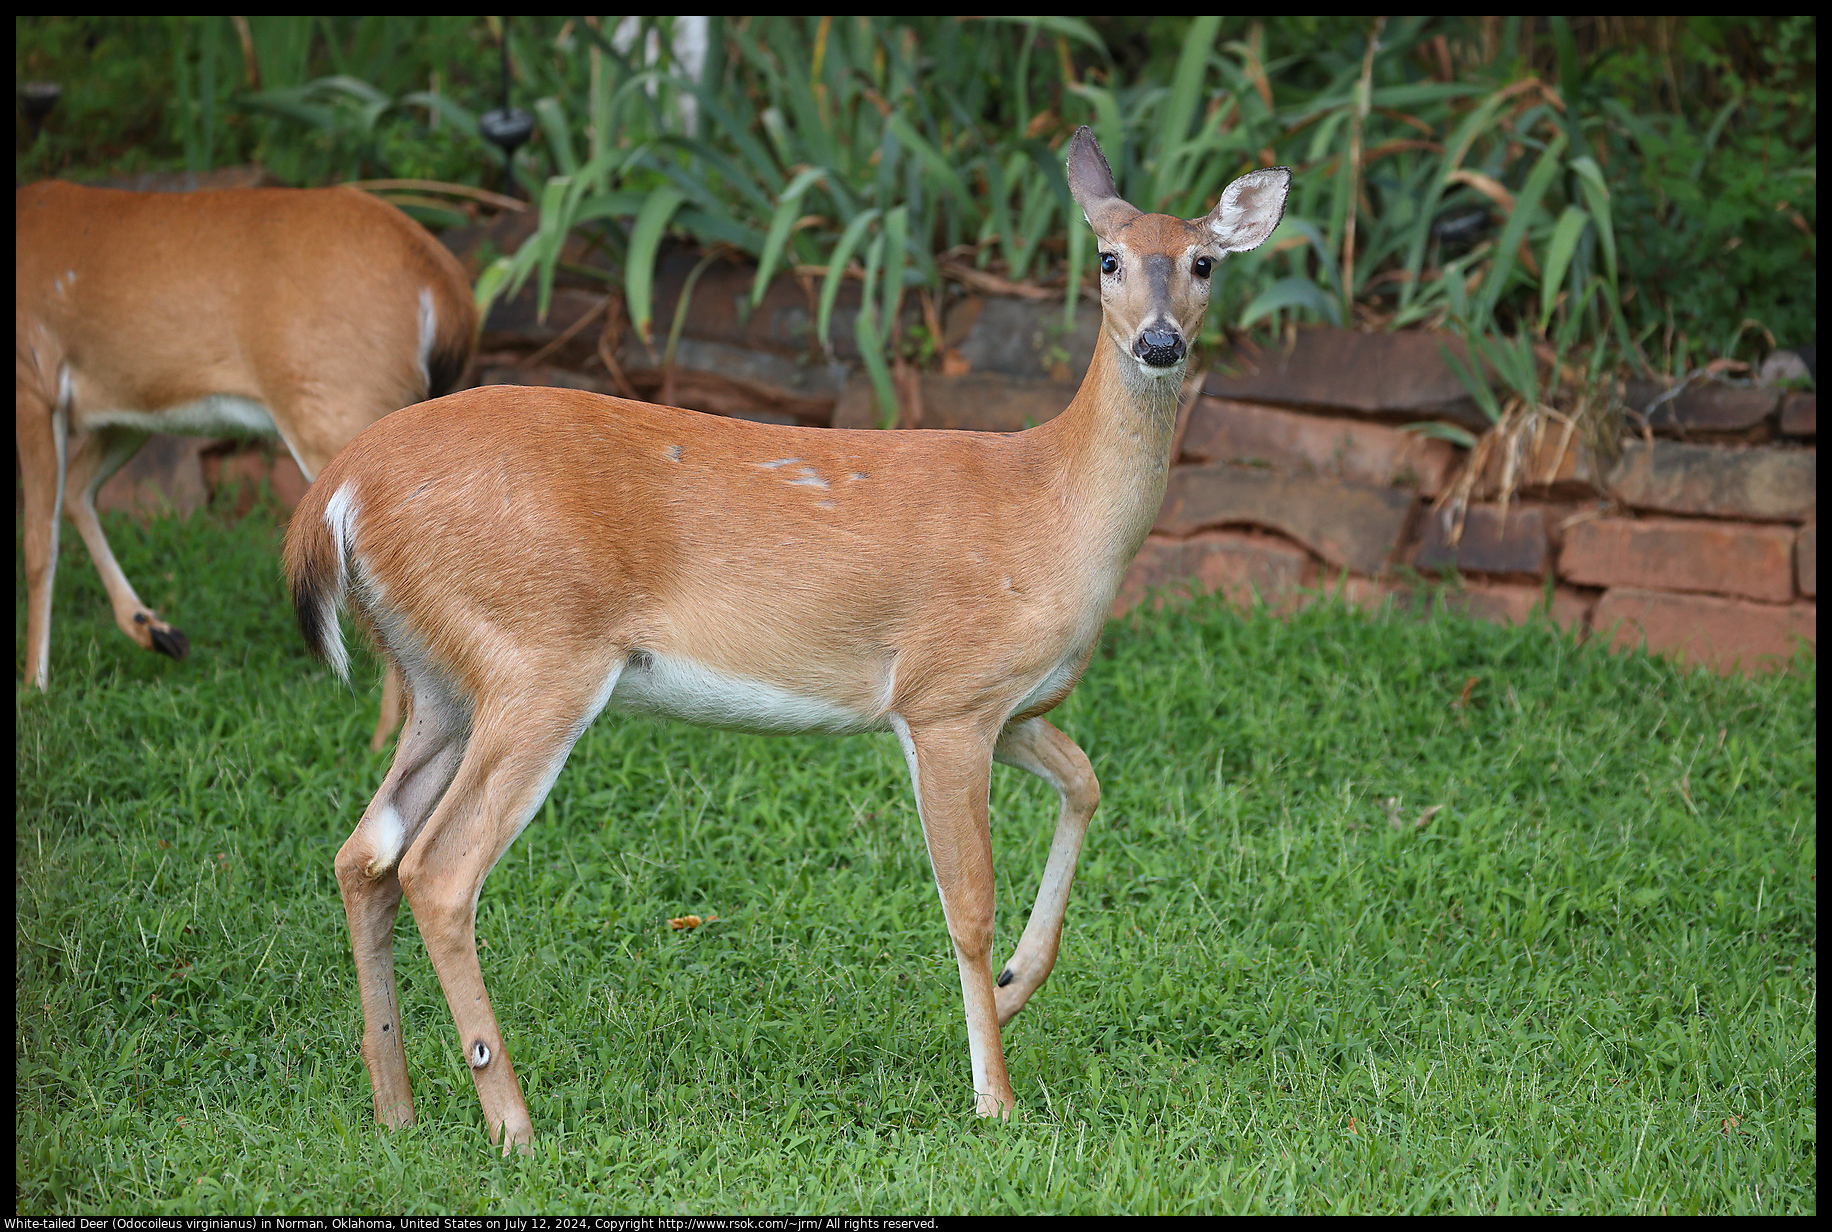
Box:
[1043, 326, 1183, 575]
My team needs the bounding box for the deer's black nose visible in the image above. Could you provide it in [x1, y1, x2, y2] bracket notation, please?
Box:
[1134, 326, 1185, 368]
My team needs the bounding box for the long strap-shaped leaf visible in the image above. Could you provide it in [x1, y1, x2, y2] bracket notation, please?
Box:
[625, 186, 688, 346]
[751, 166, 832, 310]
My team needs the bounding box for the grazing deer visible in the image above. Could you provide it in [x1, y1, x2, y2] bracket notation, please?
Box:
[284, 128, 1289, 1150]
[16, 181, 476, 747]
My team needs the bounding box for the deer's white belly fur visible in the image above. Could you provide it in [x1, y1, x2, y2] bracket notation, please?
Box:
[607, 650, 881, 735]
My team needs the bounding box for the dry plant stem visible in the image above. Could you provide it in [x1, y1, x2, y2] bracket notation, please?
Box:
[522, 294, 610, 370]
[1341, 17, 1386, 305]
[938, 257, 1057, 301]
[892, 355, 925, 429]
[595, 294, 639, 401]
[345, 179, 530, 213]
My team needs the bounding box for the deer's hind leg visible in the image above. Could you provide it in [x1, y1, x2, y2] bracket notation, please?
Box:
[393, 660, 624, 1152]
[336, 663, 471, 1130]
[18, 381, 68, 690]
[62, 426, 190, 660]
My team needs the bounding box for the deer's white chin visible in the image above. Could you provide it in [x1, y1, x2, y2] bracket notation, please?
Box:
[1132, 356, 1185, 379]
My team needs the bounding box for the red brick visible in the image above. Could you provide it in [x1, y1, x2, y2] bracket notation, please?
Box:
[1607, 440, 1815, 520]
[95, 434, 207, 520]
[1410, 579, 1591, 631]
[1113, 531, 1314, 616]
[1205, 327, 1485, 417]
[831, 371, 1078, 432]
[1179, 397, 1457, 495]
[1156, 463, 1415, 575]
[1521, 426, 1607, 493]
[1560, 516, 1796, 602]
[270, 455, 309, 511]
[202, 449, 269, 517]
[1779, 392, 1815, 437]
[1544, 585, 1596, 633]
[832, 373, 879, 429]
[1299, 574, 1404, 615]
[1800, 523, 1816, 598]
[1413, 503, 1549, 576]
[1625, 381, 1779, 433]
[1299, 576, 1591, 635]
[914, 373, 1078, 432]
[1593, 588, 1815, 673]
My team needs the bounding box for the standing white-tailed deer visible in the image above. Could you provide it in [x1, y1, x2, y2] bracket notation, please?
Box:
[16, 181, 476, 747]
[284, 128, 1289, 1151]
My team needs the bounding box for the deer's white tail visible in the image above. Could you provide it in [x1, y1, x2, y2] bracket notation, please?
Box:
[285, 483, 362, 685]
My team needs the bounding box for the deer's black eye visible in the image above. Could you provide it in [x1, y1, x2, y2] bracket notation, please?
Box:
[1100, 252, 1118, 276]
[1193, 255, 1214, 279]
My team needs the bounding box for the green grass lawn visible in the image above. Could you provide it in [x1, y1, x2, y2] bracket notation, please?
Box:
[15, 495, 1817, 1214]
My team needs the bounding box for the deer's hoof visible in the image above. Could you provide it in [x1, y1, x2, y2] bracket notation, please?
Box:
[149, 623, 190, 660]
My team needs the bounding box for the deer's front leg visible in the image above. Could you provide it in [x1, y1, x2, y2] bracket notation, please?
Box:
[891, 716, 1015, 1119]
[992, 717, 1100, 1026]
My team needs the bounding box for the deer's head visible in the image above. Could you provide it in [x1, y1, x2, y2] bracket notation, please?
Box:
[1067, 127, 1291, 380]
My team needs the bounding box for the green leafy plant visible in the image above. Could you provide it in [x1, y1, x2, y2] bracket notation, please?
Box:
[18, 17, 1813, 422]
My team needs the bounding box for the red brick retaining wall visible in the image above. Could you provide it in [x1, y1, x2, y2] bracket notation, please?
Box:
[83, 271, 1814, 678]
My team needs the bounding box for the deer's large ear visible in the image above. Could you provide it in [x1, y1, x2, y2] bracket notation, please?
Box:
[1066, 127, 1141, 239]
[1198, 167, 1292, 254]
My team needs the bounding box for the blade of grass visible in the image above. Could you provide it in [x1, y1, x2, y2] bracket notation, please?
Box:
[533, 96, 579, 177]
[626, 186, 688, 345]
[1472, 132, 1567, 323]
[1149, 15, 1224, 210]
[751, 167, 831, 310]
[1395, 84, 1514, 316]
[880, 205, 909, 344]
[1239, 275, 1342, 330]
[1438, 338, 1501, 422]
[1539, 205, 1591, 331]
[818, 208, 881, 356]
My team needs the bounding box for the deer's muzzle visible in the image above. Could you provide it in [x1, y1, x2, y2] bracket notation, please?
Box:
[1133, 326, 1185, 370]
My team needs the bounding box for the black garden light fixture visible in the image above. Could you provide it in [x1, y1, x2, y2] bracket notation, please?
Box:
[477, 18, 534, 198]
[20, 80, 62, 142]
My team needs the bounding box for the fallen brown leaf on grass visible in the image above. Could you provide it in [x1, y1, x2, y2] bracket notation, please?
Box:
[669, 914, 721, 931]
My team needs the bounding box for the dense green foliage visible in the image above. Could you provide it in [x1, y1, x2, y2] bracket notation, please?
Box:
[16, 497, 1816, 1213]
[17, 16, 1816, 383]
[1591, 18, 1817, 357]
